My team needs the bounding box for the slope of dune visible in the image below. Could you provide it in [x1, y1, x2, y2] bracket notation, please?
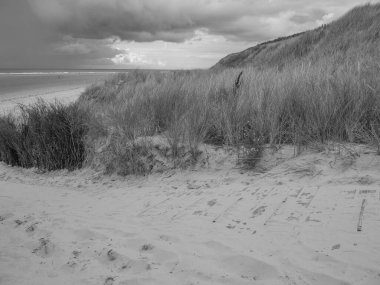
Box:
[212, 3, 380, 69]
[1, 144, 380, 285]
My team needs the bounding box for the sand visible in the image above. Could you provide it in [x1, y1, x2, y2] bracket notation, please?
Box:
[0, 144, 380, 285]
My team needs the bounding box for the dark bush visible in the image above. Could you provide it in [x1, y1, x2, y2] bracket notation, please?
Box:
[0, 100, 88, 171]
[0, 116, 25, 167]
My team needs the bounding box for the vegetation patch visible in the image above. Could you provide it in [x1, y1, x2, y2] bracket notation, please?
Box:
[1, 4, 379, 173]
[0, 100, 88, 170]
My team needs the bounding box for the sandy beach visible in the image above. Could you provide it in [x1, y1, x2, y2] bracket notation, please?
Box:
[0, 2, 379, 284]
[0, 72, 111, 113]
[1, 144, 379, 285]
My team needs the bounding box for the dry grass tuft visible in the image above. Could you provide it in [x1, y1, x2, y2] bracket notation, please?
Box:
[0, 100, 88, 170]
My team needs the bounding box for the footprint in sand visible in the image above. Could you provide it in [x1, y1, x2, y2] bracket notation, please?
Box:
[305, 216, 320, 223]
[187, 181, 201, 189]
[94, 244, 155, 275]
[140, 244, 154, 252]
[287, 212, 299, 221]
[107, 249, 118, 261]
[358, 175, 373, 185]
[32, 238, 54, 258]
[104, 277, 115, 285]
[95, 247, 122, 265]
[14, 215, 34, 227]
[0, 213, 13, 222]
[14, 219, 28, 226]
[72, 250, 81, 258]
[251, 206, 267, 218]
[26, 222, 39, 234]
[64, 250, 83, 271]
[121, 259, 151, 274]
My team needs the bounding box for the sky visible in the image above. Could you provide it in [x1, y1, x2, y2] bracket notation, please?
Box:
[0, 0, 375, 70]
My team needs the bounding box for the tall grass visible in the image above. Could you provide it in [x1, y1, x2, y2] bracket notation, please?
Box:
[0, 101, 88, 170]
[1, 54, 378, 174]
[78, 50, 379, 175]
[214, 4, 380, 70]
[1, 3, 379, 174]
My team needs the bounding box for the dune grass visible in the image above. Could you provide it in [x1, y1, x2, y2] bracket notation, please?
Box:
[1, 55, 378, 173]
[0, 100, 88, 170]
[214, 4, 380, 70]
[77, 49, 379, 174]
[0, 3, 379, 173]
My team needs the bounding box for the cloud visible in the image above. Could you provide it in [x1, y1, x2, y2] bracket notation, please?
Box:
[0, 0, 373, 69]
[0, 0, 52, 68]
[0, 0, 125, 69]
[290, 9, 326, 24]
[111, 51, 150, 65]
[27, 0, 366, 43]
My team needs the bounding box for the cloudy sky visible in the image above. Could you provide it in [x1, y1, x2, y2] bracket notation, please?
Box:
[0, 0, 374, 69]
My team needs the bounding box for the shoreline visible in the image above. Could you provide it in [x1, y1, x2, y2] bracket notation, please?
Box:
[0, 72, 111, 113]
[0, 87, 85, 113]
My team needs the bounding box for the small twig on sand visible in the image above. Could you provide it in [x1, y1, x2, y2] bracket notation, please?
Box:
[357, 199, 366, 232]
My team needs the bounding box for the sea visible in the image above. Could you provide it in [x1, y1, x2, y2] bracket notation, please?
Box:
[0, 69, 128, 111]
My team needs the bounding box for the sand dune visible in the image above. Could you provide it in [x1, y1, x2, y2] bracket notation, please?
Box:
[0, 144, 380, 285]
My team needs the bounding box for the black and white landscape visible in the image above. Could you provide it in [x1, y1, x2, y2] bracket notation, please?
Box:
[0, 1, 380, 284]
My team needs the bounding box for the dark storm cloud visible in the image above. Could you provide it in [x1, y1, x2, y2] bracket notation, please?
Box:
[52, 37, 124, 66]
[0, 0, 369, 68]
[27, 0, 335, 42]
[28, 0, 195, 42]
[0, 0, 125, 68]
[0, 0, 52, 68]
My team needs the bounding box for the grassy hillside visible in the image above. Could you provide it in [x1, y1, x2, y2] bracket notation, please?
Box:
[0, 3, 379, 174]
[212, 3, 380, 69]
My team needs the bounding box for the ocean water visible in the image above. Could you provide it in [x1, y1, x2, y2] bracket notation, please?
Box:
[0, 69, 126, 112]
[0, 69, 126, 98]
